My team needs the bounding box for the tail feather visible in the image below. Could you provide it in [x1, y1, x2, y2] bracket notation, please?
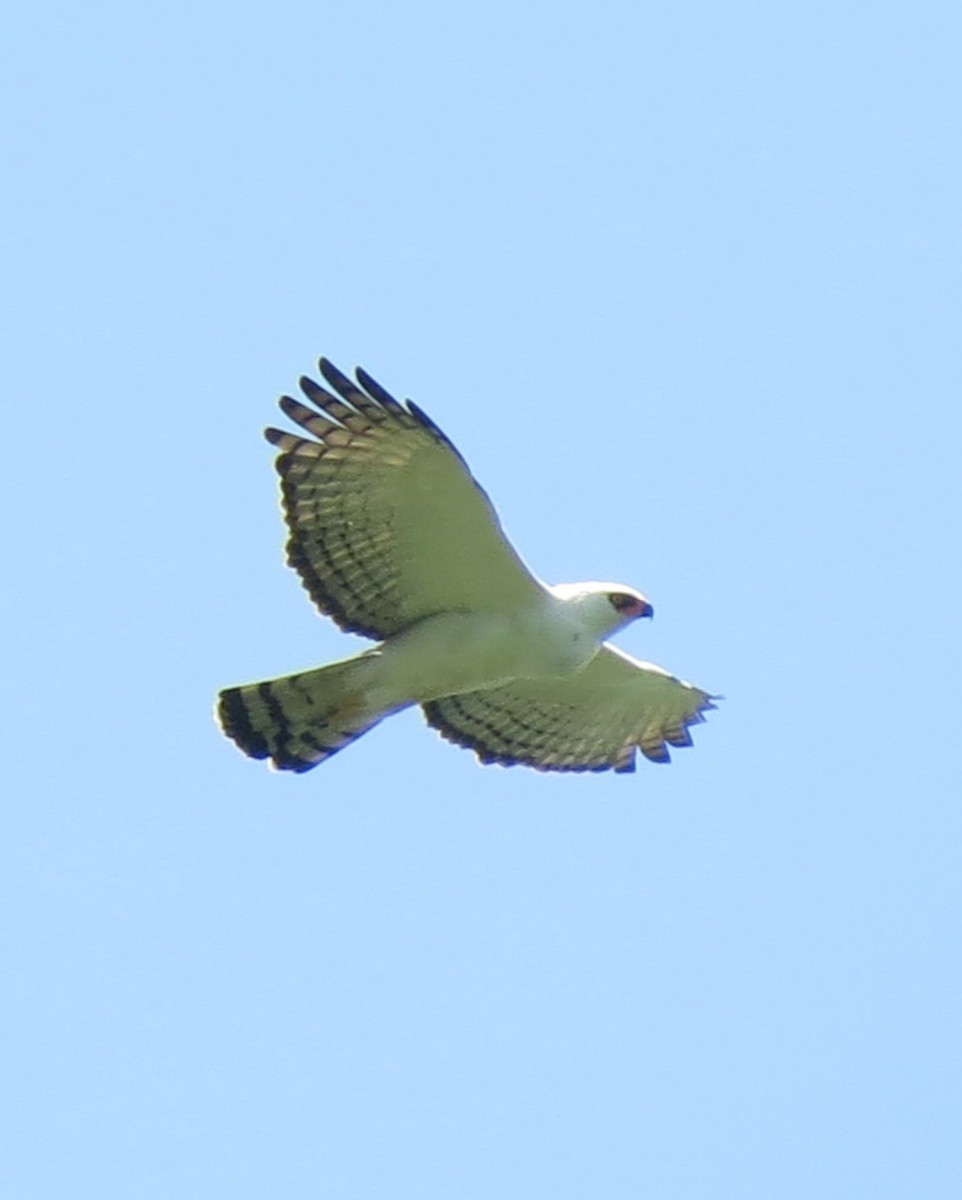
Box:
[217, 659, 383, 772]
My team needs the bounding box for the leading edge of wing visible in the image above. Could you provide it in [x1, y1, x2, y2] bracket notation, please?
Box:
[599, 642, 720, 704]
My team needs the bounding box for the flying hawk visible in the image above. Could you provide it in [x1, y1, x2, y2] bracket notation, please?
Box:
[217, 358, 716, 774]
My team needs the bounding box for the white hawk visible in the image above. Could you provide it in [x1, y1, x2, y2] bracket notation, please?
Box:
[217, 358, 716, 774]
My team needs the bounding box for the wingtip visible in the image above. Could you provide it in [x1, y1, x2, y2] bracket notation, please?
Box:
[317, 356, 352, 392]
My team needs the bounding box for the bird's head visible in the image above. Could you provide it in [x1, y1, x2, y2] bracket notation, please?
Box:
[551, 582, 654, 638]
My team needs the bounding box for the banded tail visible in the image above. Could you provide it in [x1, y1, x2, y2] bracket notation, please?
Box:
[217, 659, 384, 772]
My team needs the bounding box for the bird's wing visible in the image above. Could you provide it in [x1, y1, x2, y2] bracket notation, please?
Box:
[422, 644, 716, 773]
[265, 359, 544, 640]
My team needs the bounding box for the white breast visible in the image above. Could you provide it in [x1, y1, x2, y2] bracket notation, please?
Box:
[368, 593, 601, 709]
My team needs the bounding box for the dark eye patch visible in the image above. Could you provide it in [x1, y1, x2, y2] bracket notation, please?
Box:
[610, 593, 637, 611]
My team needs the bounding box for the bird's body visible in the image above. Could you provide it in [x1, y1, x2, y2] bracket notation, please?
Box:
[217, 359, 716, 775]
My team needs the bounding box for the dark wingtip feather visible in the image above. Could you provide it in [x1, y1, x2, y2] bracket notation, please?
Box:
[298, 375, 333, 408]
[355, 366, 403, 411]
[317, 357, 355, 396]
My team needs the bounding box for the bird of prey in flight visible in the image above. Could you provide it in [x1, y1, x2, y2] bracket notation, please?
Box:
[217, 358, 716, 774]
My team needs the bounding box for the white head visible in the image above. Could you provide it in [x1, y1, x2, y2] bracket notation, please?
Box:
[550, 581, 654, 638]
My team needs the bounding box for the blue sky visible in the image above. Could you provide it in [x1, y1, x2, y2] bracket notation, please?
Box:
[4, 2, 960, 1196]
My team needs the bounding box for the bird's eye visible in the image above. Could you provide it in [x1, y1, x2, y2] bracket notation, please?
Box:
[609, 593, 637, 611]
[608, 592, 653, 619]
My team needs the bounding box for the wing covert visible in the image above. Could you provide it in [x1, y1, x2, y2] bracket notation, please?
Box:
[266, 358, 543, 640]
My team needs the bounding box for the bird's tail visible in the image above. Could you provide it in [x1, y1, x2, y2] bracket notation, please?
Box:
[217, 656, 385, 772]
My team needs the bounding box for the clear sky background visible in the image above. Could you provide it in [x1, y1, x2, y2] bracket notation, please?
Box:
[4, 2, 960, 1197]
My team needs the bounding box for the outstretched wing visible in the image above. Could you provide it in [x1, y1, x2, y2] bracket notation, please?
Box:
[422, 644, 716, 773]
[265, 358, 543, 640]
